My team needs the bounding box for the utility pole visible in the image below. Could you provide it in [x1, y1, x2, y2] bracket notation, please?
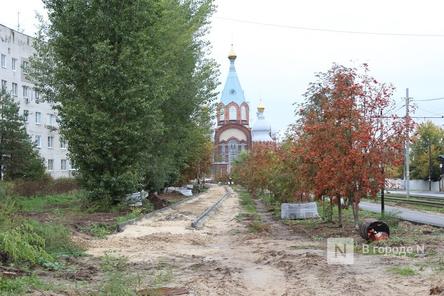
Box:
[428, 139, 432, 191]
[405, 88, 411, 198]
[380, 109, 385, 216]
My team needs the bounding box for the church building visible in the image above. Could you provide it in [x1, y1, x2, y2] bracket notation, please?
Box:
[212, 48, 274, 177]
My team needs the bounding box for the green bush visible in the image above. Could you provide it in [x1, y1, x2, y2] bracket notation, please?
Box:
[86, 224, 115, 239]
[27, 220, 83, 256]
[0, 182, 14, 198]
[0, 222, 52, 264]
[0, 192, 82, 264]
[0, 196, 18, 229]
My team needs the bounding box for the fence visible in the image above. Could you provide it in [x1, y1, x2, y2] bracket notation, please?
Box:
[386, 178, 441, 192]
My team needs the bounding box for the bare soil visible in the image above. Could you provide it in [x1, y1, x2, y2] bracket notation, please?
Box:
[79, 185, 444, 295]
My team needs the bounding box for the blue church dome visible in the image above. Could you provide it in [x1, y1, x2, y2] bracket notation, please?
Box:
[220, 47, 245, 105]
[252, 101, 273, 142]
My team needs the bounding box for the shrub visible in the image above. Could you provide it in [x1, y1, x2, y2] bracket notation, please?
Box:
[85, 224, 115, 239]
[0, 182, 14, 198]
[0, 196, 18, 229]
[0, 222, 52, 264]
[27, 220, 83, 256]
[0, 193, 82, 264]
[11, 177, 79, 197]
[47, 178, 80, 194]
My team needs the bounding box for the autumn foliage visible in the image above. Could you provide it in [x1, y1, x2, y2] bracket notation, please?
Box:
[232, 64, 411, 227]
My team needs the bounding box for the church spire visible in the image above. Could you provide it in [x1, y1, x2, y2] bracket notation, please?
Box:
[220, 45, 245, 105]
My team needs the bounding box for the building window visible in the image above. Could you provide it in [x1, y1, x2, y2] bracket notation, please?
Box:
[1, 80, 6, 91]
[61, 159, 67, 171]
[47, 159, 54, 171]
[34, 135, 42, 148]
[228, 139, 240, 163]
[241, 106, 247, 120]
[47, 114, 56, 127]
[12, 58, 17, 71]
[60, 137, 67, 149]
[11, 83, 17, 96]
[34, 89, 40, 102]
[23, 86, 29, 98]
[229, 106, 237, 120]
[35, 112, 42, 124]
[48, 136, 54, 149]
[219, 108, 225, 121]
[22, 60, 29, 72]
[1, 54, 6, 68]
[23, 110, 29, 122]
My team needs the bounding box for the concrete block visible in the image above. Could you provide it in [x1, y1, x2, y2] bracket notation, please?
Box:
[281, 202, 319, 220]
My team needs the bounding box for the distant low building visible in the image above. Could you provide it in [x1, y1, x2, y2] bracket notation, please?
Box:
[0, 24, 72, 178]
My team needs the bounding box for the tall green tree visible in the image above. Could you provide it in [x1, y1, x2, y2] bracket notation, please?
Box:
[0, 91, 45, 180]
[30, 0, 217, 203]
[410, 121, 444, 181]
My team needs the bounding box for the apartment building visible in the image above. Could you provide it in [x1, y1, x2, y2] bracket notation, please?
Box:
[0, 23, 71, 178]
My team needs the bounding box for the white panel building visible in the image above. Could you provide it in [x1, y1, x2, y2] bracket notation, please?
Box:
[0, 24, 71, 178]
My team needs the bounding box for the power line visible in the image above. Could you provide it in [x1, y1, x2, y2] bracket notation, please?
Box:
[413, 97, 444, 102]
[215, 16, 444, 38]
[415, 106, 443, 117]
[384, 104, 405, 116]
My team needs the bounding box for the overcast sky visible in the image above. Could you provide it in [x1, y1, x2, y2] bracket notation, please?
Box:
[2, 0, 444, 134]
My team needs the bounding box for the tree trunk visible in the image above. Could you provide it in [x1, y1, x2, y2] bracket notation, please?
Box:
[322, 196, 326, 220]
[337, 194, 343, 228]
[352, 201, 359, 229]
[328, 197, 333, 222]
[350, 192, 359, 228]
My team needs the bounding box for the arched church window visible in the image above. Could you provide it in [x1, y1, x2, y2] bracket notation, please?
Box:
[229, 106, 237, 120]
[219, 107, 225, 121]
[241, 106, 247, 120]
[228, 139, 239, 163]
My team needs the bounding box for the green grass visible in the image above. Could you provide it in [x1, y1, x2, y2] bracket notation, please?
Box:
[0, 275, 51, 295]
[83, 223, 115, 239]
[388, 266, 417, 276]
[116, 208, 144, 224]
[14, 193, 81, 214]
[259, 193, 281, 219]
[98, 253, 142, 295]
[235, 188, 271, 233]
[27, 220, 84, 257]
[238, 190, 257, 215]
[389, 202, 444, 214]
[364, 197, 444, 214]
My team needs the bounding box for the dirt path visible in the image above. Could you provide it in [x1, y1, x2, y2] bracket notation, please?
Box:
[85, 185, 443, 296]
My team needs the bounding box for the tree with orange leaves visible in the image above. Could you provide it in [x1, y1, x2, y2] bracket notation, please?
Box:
[232, 141, 307, 203]
[296, 64, 410, 227]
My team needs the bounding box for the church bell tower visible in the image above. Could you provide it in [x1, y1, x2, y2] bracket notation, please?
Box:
[212, 47, 252, 176]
